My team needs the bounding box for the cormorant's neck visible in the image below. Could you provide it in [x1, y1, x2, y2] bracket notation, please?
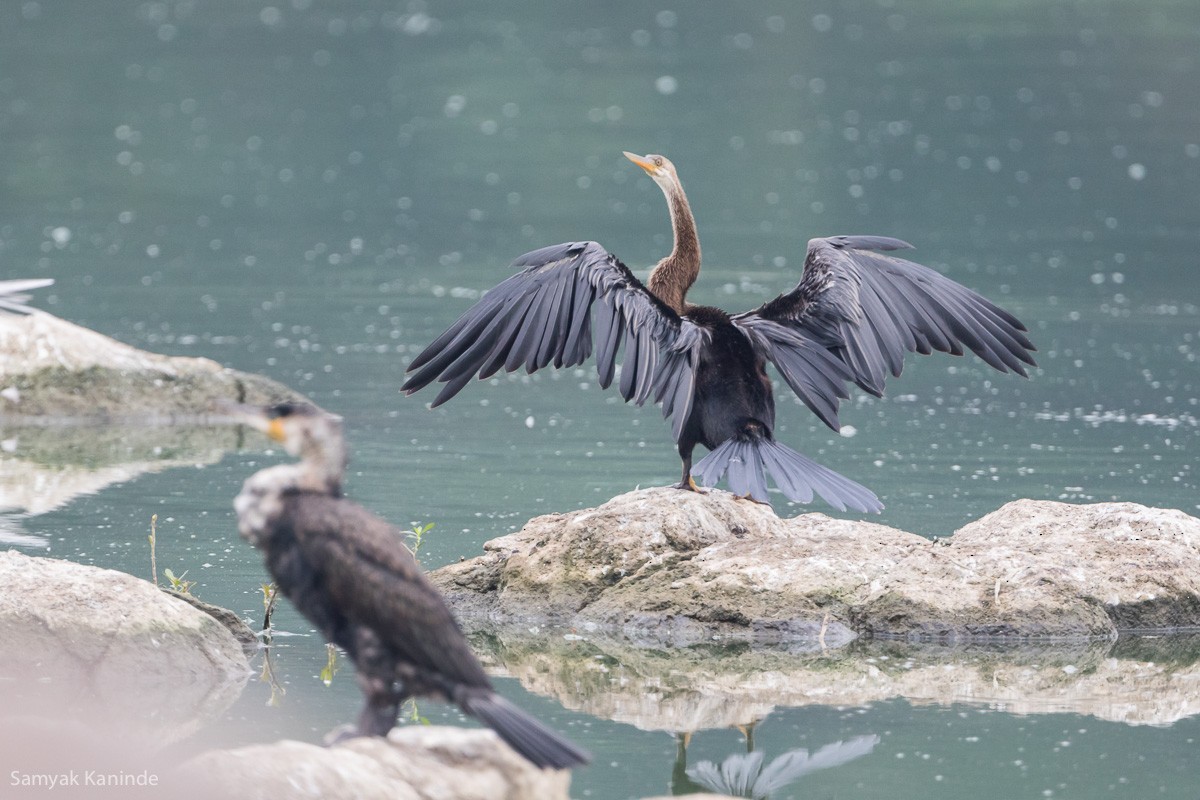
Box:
[648, 183, 701, 315]
[266, 458, 344, 497]
[234, 445, 345, 544]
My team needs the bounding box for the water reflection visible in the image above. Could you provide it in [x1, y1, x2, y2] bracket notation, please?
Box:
[0, 423, 263, 546]
[682, 733, 879, 799]
[469, 629, 1200, 732]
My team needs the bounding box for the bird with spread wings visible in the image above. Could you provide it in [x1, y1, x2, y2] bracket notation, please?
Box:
[403, 153, 1035, 512]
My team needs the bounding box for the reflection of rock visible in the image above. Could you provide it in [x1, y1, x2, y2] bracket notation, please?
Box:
[0, 309, 301, 419]
[0, 551, 251, 750]
[467, 628, 1200, 731]
[687, 735, 879, 799]
[0, 423, 259, 521]
[432, 489, 1200, 641]
[176, 728, 572, 800]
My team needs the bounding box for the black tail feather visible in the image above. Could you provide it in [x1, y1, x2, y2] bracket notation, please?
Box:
[693, 434, 883, 513]
[459, 690, 590, 770]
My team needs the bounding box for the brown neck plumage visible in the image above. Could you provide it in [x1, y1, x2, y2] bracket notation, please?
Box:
[647, 182, 701, 315]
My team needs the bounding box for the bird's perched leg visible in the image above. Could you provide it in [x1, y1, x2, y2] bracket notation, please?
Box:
[339, 628, 406, 740]
[675, 450, 707, 494]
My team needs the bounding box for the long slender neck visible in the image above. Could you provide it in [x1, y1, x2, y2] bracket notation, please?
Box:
[647, 181, 701, 315]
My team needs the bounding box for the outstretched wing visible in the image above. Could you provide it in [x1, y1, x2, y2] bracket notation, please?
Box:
[402, 241, 705, 439]
[734, 235, 1036, 430]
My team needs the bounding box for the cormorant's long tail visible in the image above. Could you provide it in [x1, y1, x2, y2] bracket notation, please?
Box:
[692, 432, 883, 513]
[459, 690, 591, 770]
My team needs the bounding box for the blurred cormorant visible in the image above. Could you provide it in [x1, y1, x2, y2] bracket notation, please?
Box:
[229, 401, 589, 770]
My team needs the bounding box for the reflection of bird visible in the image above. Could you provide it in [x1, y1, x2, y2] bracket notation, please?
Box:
[228, 402, 589, 770]
[403, 152, 1036, 510]
[0, 279, 54, 314]
[687, 735, 880, 799]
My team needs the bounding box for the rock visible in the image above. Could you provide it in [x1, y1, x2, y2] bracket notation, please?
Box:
[469, 627, 1200, 731]
[163, 587, 261, 653]
[431, 490, 1200, 642]
[857, 500, 1200, 639]
[175, 727, 573, 800]
[0, 551, 251, 750]
[0, 309, 302, 420]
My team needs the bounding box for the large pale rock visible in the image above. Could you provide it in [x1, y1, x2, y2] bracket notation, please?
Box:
[177, 727, 572, 800]
[0, 551, 251, 749]
[432, 490, 1200, 642]
[0, 309, 301, 419]
[857, 500, 1200, 638]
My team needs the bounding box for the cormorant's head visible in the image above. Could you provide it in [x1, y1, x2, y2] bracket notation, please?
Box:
[221, 400, 345, 463]
[260, 402, 344, 459]
[624, 151, 680, 193]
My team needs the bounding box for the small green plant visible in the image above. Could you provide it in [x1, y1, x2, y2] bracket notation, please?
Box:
[162, 568, 194, 595]
[320, 643, 340, 686]
[403, 698, 430, 726]
[406, 521, 435, 560]
[148, 514, 158, 587]
[261, 583, 280, 633]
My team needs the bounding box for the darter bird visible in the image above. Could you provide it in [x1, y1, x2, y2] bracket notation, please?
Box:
[401, 152, 1036, 511]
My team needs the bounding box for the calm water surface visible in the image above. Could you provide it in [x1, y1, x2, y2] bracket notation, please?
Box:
[2, 1, 1198, 797]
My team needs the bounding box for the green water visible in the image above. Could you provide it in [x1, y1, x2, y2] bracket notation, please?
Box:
[2, 1, 1198, 797]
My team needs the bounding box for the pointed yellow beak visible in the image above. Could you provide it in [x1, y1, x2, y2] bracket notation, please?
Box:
[265, 418, 287, 443]
[623, 151, 656, 174]
[214, 399, 284, 441]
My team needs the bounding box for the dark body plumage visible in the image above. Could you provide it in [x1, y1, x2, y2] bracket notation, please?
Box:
[679, 306, 774, 469]
[231, 403, 588, 770]
[402, 153, 1036, 511]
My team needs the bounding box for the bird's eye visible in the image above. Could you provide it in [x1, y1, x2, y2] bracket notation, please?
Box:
[653, 157, 663, 167]
[268, 402, 296, 419]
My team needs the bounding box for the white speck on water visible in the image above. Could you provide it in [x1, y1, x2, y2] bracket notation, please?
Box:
[655, 10, 677, 28]
[812, 14, 832, 32]
[839, 425, 858, 438]
[524, 415, 535, 429]
[50, 226, 71, 246]
[260, 6, 282, 27]
[655, 75, 677, 95]
[444, 95, 466, 117]
[1127, 163, 1146, 180]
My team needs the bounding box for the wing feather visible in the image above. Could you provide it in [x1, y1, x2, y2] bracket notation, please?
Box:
[403, 241, 699, 435]
[735, 235, 1036, 429]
